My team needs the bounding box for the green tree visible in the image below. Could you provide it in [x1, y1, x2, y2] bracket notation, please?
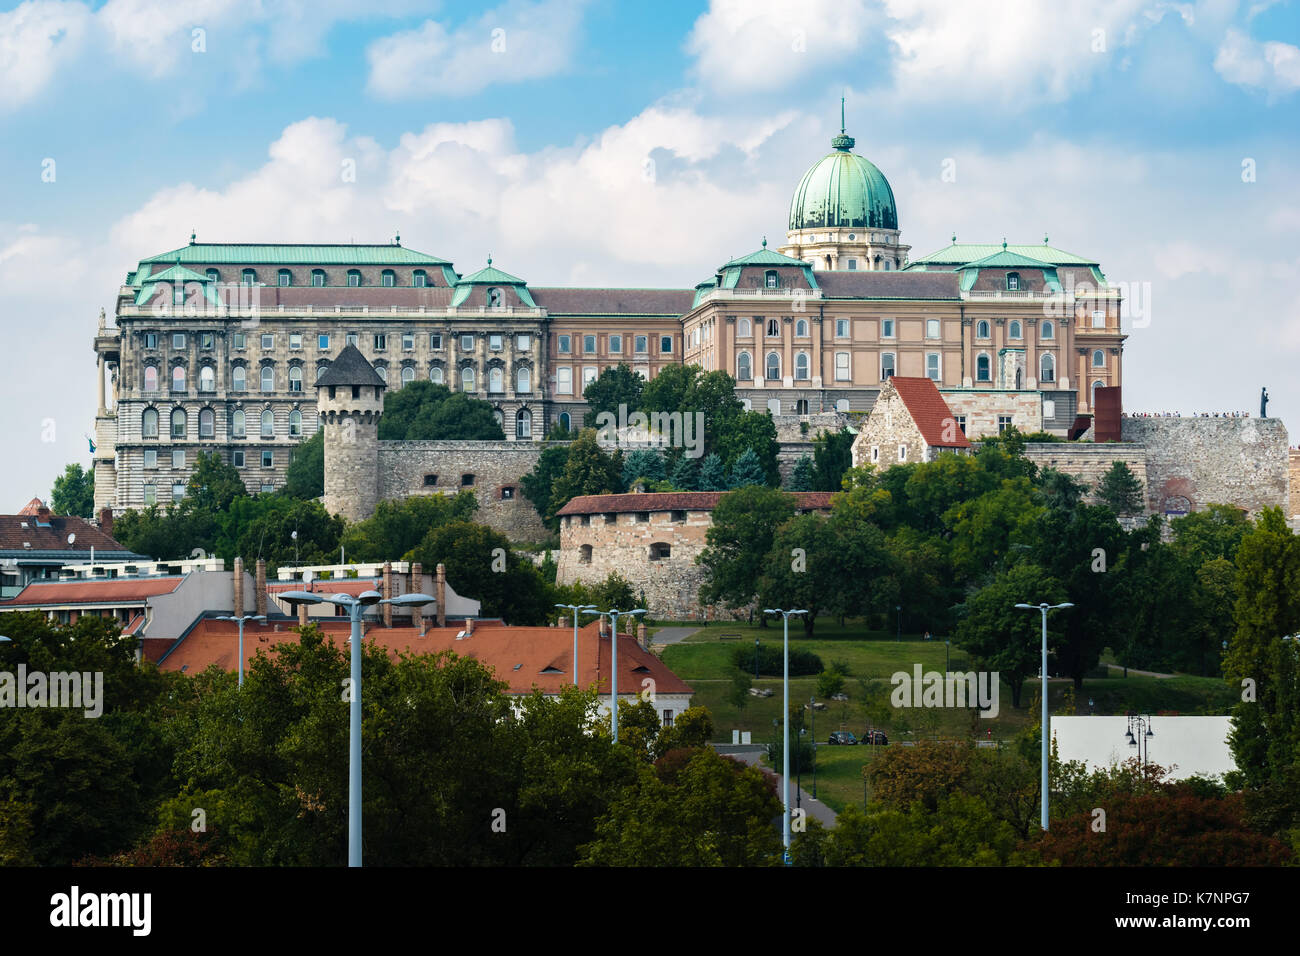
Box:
[548, 429, 623, 525]
[715, 411, 780, 484]
[521, 444, 573, 532]
[283, 430, 324, 500]
[621, 449, 666, 488]
[698, 453, 728, 491]
[787, 455, 815, 491]
[670, 454, 700, 491]
[216, 495, 345, 572]
[698, 486, 796, 610]
[379, 380, 505, 440]
[812, 429, 855, 492]
[727, 448, 768, 488]
[188, 451, 249, 513]
[407, 521, 551, 625]
[50, 463, 94, 517]
[339, 492, 478, 563]
[1096, 461, 1145, 515]
[582, 363, 645, 428]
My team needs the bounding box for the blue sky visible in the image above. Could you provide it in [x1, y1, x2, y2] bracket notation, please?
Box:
[1, 0, 1298, 510]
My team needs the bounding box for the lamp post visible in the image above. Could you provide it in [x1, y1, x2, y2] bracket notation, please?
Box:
[599, 607, 645, 742]
[764, 607, 807, 866]
[809, 695, 818, 799]
[1016, 601, 1073, 831]
[215, 613, 267, 688]
[896, 605, 901, 641]
[753, 639, 760, 679]
[279, 588, 435, 867]
[555, 603, 598, 686]
[1125, 713, 1154, 771]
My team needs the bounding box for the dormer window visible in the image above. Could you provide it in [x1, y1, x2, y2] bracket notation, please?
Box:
[347, 270, 361, 287]
[413, 270, 427, 287]
[311, 269, 325, 287]
[764, 270, 778, 289]
[278, 269, 291, 287]
[381, 270, 395, 287]
[1006, 272, 1021, 291]
[241, 269, 256, 285]
[487, 287, 503, 309]
[205, 269, 219, 282]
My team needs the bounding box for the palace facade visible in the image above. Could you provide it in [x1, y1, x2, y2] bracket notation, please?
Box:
[92, 125, 1125, 514]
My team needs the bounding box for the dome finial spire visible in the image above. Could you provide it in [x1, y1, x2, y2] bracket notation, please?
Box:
[840, 95, 845, 135]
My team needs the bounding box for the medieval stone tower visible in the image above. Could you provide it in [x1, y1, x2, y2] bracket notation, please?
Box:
[316, 344, 385, 523]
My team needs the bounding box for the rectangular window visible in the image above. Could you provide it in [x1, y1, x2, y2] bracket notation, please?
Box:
[1092, 310, 1106, 328]
[635, 335, 648, 353]
[172, 333, 186, 349]
[318, 334, 330, 350]
[172, 449, 185, 469]
[835, 352, 850, 381]
[369, 334, 384, 351]
[609, 334, 621, 353]
[583, 335, 596, 354]
[172, 483, 185, 503]
[232, 332, 245, 349]
[998, 415, 1013, 434]
[144, 332, 158, 349]
[233, 450, 245, 468]
[402, 332, 415, 351]
[430, 334, 443, 350]
[660, 335, 672, 354]
[870, 445, 879, 463]
[880, 353, 895, 380]
[490, 334, 504, 351]
[289, 333, 302, 350]
[899, 445, 908, 462]
[881, 318, 895, 338]
[143, 449, 157, 469]
[262, 450, 274, 468]
[926, 353, 940, 381]
[261, 334, 274, 350]
[558, 334, 571, 354]
[460, 334, 474, 352]
[143, 485, 156, 506]
[346, 332, 358, 347]
[200, 332, 214, 349]
[926, 318, 940, 339]
[261, 483, 275, 493]
[847, 258, 858, 271]
[557, 367, 573, 394]
[836, 319, 849, 338]
[955, 416, 967, 435]
[516, 334, 530, 350]
[583, 366, 598, 388]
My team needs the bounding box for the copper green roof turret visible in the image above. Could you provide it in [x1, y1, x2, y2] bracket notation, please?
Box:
[450, 257, 537, 308]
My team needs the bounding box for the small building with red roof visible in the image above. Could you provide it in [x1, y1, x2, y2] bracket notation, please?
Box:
[851, 376, 972, 469]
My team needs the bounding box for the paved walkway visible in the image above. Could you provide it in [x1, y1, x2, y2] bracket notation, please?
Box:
[719, 746, 838, 828]
[650, 626, 700, 647]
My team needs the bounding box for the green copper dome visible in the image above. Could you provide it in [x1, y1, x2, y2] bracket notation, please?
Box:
[788, 132, 898, 232]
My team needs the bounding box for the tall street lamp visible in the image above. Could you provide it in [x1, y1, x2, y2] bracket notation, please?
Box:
[215, 613, 266, 688]
[555, 603, 598, 686]
[1125, 713, 1154, 771]
[764, 607, 807, 866]
[809, 695, 818, 800]
[1016, 601, 1073, 831]
[599, 607, 645, 742]
[280, 588, 435, 867]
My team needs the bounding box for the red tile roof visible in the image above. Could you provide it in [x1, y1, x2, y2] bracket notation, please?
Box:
[158, 619, 693, 697]
[1, 576, 184, 606]
[17, 498, 44, 515]
[888, 377, 973, 449]
[0, 512, 135, 554]
[556, 491, 834, 516]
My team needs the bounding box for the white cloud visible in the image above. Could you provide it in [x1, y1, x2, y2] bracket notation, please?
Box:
[684, 0, 873, 92]
[0, 0, 90, 111]
[1214, 27, 1300, 94]
[366, 0, 588, 98]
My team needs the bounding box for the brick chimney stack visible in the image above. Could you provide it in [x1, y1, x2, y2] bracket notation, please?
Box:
[297, 600, 309, 628]
[255, 559, 267, 618]
[465, 617, 474, 636]
[98, 507, 114, 537]
[382, 561, 393, 627]
[233, 556, 244, 615]
[411, 561, 422, 592]
[435, 563, 446, 628]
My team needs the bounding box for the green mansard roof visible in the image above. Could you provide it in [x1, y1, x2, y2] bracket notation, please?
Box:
[450, 259, 537, 308]
[908, 241, 1098, 268]
[139, 241, 453, 266]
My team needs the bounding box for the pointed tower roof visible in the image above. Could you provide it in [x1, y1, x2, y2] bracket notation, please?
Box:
[315, 344, 386, 389]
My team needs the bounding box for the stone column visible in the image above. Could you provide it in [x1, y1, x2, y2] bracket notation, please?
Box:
[233, 556, 244, 614]
[255, 559, 267, 618]
[435, 563, 446, 627]
[382, 561, 393, 627]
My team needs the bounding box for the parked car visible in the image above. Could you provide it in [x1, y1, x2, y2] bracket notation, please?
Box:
[828, 731, 858, 745]
[862, 730, 889, 746]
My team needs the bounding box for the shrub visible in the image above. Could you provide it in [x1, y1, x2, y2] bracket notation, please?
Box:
[731, 643, 823, 677]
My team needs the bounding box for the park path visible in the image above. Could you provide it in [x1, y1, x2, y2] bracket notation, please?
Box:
[649, 626, 700, 647]
[719, 746, 838, 828]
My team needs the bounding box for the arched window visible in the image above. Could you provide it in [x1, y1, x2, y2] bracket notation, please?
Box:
[795, 318, 808, 337]
[1041, 320, 1054, 340]
[171, 366, 185, 392]
[311, 269, 325, 287]
[1040, 353, 1055, 383]
[170, 407, 186, 438]
[461, 366, 475, 391]
[976, 353, 991, 382]
[558, 412, 571, 431]
[413, 270, 427, 287]
[1092, 349, 1105, 367]
[232, 366, 246, 391]
[381, 270, 395, 288]
[516, 409, 532, 439]
[199, 408, 215, 438]
[241, 269, 256, 285]
[736, 352, 752, 381]
[487, 287, 503, 309]
[738, 317, 751, 337]
[795, 352, 810, 380]
[1006, 272, 1021, 291]
[489, 367, 504, 393]
[430, 366, 444, 384]
[143, 366, 158, 392]
[278, 269, 291, 287]
[764, 270, 778, 289]
[289, 366, 303, 392]
[1009, 320, 1022, 339]
[231, 408, 246, 438]
[261, 366, 274, 391]
[375, 365, 387, 383]
[289, 409, 302, 437]
[401, 366, 415, 387]
[976, 320, 990, 339]
[517, 366, 531, 392]
[1092, 380, 1104, 404]
[142, 408, 158, 438]
[260, 408, 274, 437]
[765, 352, 780, 380]
[198, 366, 215, 392]
[347, 270, 361, 287]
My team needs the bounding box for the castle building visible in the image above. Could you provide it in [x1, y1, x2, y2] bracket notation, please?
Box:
[92, 120, 1124, 516]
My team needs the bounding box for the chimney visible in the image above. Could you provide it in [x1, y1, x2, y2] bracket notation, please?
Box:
[255, 559, 267, 618]
[435, 563, 446, 628]
[98, 507, 114, 538]
[418, 615, 427, 637]
[297, 600, 309, 628]
[637, 623, 647, 647]
[382, 561, 393, 627]
[465, 617, 474, 637]
[411, 561, 422, 593]
[558, 616, 569, 629]
[599, 620, 610, 639]
[233, 556, 244, 615]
